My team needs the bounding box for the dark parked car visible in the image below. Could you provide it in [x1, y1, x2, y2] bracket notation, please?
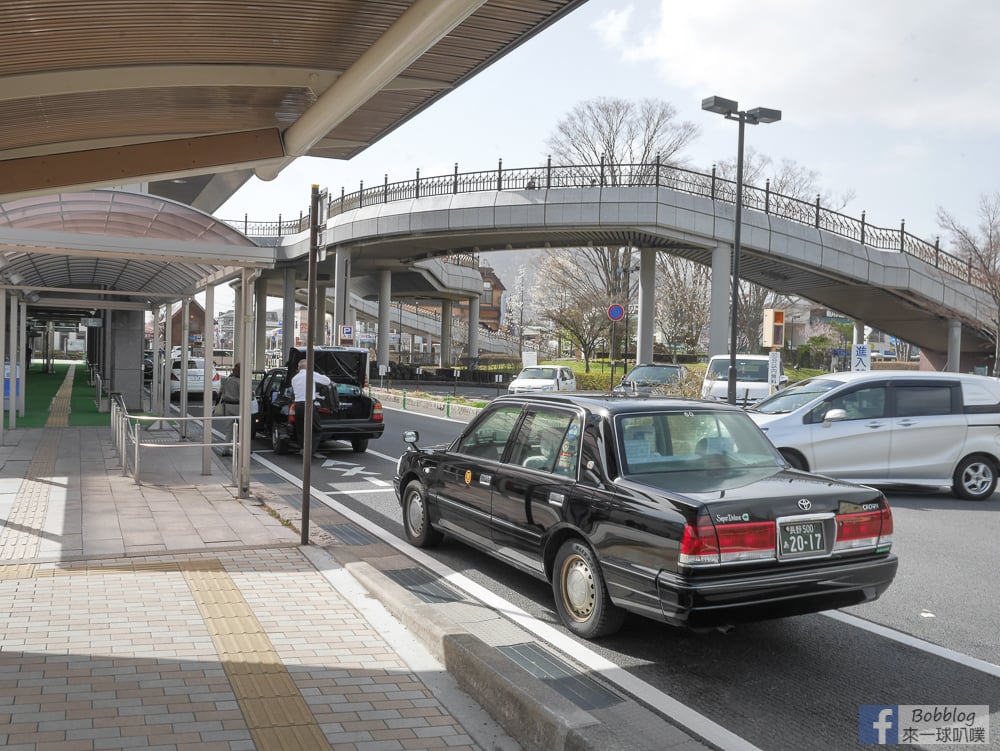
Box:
[612, 363, 688, 395]
[394, 393, 897, 638]
[254, 346, 384, 454]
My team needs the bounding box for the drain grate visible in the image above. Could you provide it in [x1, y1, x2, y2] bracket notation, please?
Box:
[383, 567, 464, 604]
[320, 523, 380, 546]
[498, 642, 623, 711]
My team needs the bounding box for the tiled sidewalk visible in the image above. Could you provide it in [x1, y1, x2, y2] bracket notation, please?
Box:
[0, 364, 509, 750]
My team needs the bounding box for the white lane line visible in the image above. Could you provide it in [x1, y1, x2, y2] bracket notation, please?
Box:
[365, 477, 391, 487]
[383, 405, 468, 424]
[822, 610, 1000, 678]
[249, 450, 758, 751]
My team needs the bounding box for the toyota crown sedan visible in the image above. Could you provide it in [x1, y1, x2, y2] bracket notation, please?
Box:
[394, 393, 897, 638]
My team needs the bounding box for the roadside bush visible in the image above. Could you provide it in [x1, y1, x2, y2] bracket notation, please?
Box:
[575, 372, 613, 391]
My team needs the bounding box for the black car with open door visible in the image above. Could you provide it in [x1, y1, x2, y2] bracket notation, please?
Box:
[254, 346, 384, 454]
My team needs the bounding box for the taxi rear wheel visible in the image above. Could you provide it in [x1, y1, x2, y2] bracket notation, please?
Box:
[402, 480, 442, 548]
[552, 539, 625, 639]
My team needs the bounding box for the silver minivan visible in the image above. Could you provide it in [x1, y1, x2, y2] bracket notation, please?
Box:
[748, 370, 1000, 500]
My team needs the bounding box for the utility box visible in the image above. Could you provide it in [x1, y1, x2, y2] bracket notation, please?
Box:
[762, 309, 785, 348]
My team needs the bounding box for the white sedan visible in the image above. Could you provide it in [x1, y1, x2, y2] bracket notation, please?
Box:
[507, 366, 576, 394]
[168, 357, 221, 401]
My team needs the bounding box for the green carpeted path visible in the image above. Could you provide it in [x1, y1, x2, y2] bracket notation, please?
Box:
[5, 361, 111, 427]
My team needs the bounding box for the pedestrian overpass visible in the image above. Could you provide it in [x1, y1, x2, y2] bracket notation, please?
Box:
[244, 159, 994, 374]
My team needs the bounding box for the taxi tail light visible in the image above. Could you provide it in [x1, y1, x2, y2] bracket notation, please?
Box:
[834, 505, 893, 552]
[715, 521, 777, 563]
[170, 372, 180, 382]
[679, 514, 720, 566]
[288, 402, 296, 424]
[212, 372, 220, 382]
[680, 515, 777, 567]
[373, 401, 383, 423]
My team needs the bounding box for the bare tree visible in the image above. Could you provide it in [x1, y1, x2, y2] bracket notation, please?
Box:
[530, 249, 611, 372]
[713, 147, 856, 211]
[547, 97, 698, 173]
[654, 255, 710, 356]
[938, 194, 1000, 374]
[542, 97, 699, 308]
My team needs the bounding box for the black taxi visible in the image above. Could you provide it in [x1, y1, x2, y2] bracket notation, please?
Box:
[394, 393, 897, 638]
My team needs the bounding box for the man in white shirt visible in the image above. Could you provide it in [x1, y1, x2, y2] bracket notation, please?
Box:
[291, 359, 332, 459]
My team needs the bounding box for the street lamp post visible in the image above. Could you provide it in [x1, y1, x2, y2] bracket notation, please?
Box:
[701, 96, 781, 405]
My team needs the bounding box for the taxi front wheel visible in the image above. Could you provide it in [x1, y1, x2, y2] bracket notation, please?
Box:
[402, 480, 442, 548]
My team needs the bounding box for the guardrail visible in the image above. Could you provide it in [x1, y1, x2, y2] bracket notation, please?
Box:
[223, 157, 982, 292]
[110, 393, 238, 485]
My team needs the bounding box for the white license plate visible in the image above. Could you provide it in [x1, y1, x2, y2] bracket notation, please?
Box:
[776, 513, 834, 560]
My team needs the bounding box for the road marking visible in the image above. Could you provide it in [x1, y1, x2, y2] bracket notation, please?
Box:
[822, 610, 1000, 678]
[366, 477, 391, 487]
[383, 405, 468, 424]
[326, 487, 394, 495]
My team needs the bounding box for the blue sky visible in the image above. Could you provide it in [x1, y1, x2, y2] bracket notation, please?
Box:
[219, 0, 998, 254]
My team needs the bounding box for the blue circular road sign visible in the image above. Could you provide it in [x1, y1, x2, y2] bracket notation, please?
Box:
[607, 303, 625, 321]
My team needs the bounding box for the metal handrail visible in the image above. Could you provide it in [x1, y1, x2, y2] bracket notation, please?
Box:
[223, 157, 978, 291]
[110, 393, 238, 485]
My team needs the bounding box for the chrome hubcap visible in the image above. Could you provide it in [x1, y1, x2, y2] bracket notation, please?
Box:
[562, 555, 595, 620]
[406, 492, 424, 534]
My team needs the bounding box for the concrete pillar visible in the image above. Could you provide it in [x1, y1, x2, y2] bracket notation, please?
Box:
[109, 310, 145, 412]
[377, 270, 392, 369]
[333, 247, 349, 339]
[0, 290, 6, 441]
[853, 320, 865, 346]
[254, 276, 267, 371]
[162, 305, 173, 414]
[709, 245, 731, 356]
[18, 302, 26, 415]
[947, 319, 962, 372]
[468, 294, 480, 367]
[636, 248, 656, 365]
[283, 267, 296, 352]
[7, 293, 16, 428]
[441, 300, 453, 367]
[233, 283, 242, 359]
[237, 268, 254, 497]
[202, 284, 215, 473]
[180, 299, 190, 432]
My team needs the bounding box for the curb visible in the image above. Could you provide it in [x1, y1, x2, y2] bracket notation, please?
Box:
[345, 559, 602, 751]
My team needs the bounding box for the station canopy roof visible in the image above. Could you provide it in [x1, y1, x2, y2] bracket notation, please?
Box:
[0, 0, 587, 317]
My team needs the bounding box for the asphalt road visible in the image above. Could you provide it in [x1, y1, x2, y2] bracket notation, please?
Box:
[249, 405, 1000, 751]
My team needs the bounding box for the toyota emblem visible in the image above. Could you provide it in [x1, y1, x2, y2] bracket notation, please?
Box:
[797, 498, 812, 511]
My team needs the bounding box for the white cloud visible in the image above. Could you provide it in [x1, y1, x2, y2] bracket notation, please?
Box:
[617, 0, 1000, 130]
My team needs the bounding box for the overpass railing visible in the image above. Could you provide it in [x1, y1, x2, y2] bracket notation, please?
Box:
[223, 158, 983, 292]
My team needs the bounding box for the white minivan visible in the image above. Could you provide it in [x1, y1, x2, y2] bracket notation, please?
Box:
[701, 354, 787, 406]
[748, 370, 1000, 500]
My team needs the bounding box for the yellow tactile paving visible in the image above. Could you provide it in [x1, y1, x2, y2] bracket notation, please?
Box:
[182, 560, 335, 751]
[4, 556, 334, 750]
[0, 562, 34, 580]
